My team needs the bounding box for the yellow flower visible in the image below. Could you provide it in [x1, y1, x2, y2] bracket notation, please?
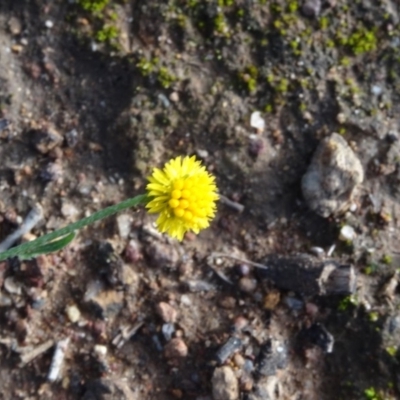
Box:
[146, 156, 219, 241]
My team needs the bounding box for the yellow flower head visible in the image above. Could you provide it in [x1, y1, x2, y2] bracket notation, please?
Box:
[146, 156, 219, 241]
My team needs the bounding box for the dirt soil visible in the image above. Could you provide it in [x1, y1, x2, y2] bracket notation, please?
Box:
[1, 0, 400, 399]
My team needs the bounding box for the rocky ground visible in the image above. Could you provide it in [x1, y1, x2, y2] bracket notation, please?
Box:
[1, 0, 400, 399]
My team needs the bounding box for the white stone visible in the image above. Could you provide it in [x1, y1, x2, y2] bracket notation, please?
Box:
[371, 85, 382, 96]
[116, 214, 133, 239]
[66, 305, 81, 323]
[180, 294, 192, 306]
[94, 344, 108, 356]
[169, 92, 179, 102]
[4, 276, 22, 295]
[349, 203, 358, 212]
[336, 112, 346, 124]
[339, 225, 356, 241]
[196, 149, 209, 158]
[310, 246, 325, 257]
[250, 111, 265, 131]
[61, 202, 79, 220]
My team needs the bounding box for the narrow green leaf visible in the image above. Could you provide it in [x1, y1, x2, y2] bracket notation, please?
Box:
[19, 232, 76, 260]
[0, 193, 148, 261]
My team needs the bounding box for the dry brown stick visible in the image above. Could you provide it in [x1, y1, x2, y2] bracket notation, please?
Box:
[19, 339, 54, 367]
[210, 252, 269, 270]
[211, 252, 356, 296]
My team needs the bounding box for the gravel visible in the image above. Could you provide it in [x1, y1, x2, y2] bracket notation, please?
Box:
[212, 366, 239, 400]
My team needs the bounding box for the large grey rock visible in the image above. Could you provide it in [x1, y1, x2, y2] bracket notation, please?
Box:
[302, 133, 364, 217]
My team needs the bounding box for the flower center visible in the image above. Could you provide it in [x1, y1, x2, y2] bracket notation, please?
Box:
[167, 177, 208, 222]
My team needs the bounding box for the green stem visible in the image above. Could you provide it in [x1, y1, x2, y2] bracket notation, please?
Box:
[0, 194, 148, 261]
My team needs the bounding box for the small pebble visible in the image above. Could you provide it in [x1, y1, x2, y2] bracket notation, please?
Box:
[248, 136, 265, 158]
[85, 288, 124, 320]
[11, 44, 23, 54]
[94, 344, 108, 356]
[171, 389, 183, 399]
[145, 240, 179, 268]
[240, 375, 254, 392]
[336, 112, 346, 124]
[156, 302, 178, 323]
[219, 296, 236, 309]
[65, 129, 79, 148]
[124, 239, 141, 263]
[250, 111, 265, 132]
[0, 119, 10, 132]
[152, 334, 163, 352]
[61, 202, 79, 220]
[349, 203, 358, 212]
[15, 319, 28, 342]
[31, 128, 63, 154]
[8, 17, 22, 35]
[233, 353, 245, 368]
[116, 214, 133, 239]
[31, 298, 46, 310]
[339, 225, 356, 241]
[45, 20, 54, 29]
[263, 290, 281, 310]
[40, 162, 63, 182]
[162, 323, 175, 341]
[180, 294, 192, 306]
[310, 247, 325, 257]
[386, 131, 399, 143]
[302, 0, 321, 17]
[66, 305, 81, 323]
[4, 276, 22, 295]
[92, 320, 107, 339]
[233, 316, 249, 332]
[238, 277, 257, 293]
[169, 92, 179, 102]
[371, 85, 383, 96]
[158, 93, 170, 108]
[196, 149, 209, 159]
[238, 264, 250, 276]
[305, 302, 319, 318]
[4, 209, 19, 224]
[0, 293, 12, 306]
[91, 42, 98, 52]
[212, 366, 239, 400]
[243, 359, 254, 373]
[164, 338, 188, 358]
[284, 296, 304, 311]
